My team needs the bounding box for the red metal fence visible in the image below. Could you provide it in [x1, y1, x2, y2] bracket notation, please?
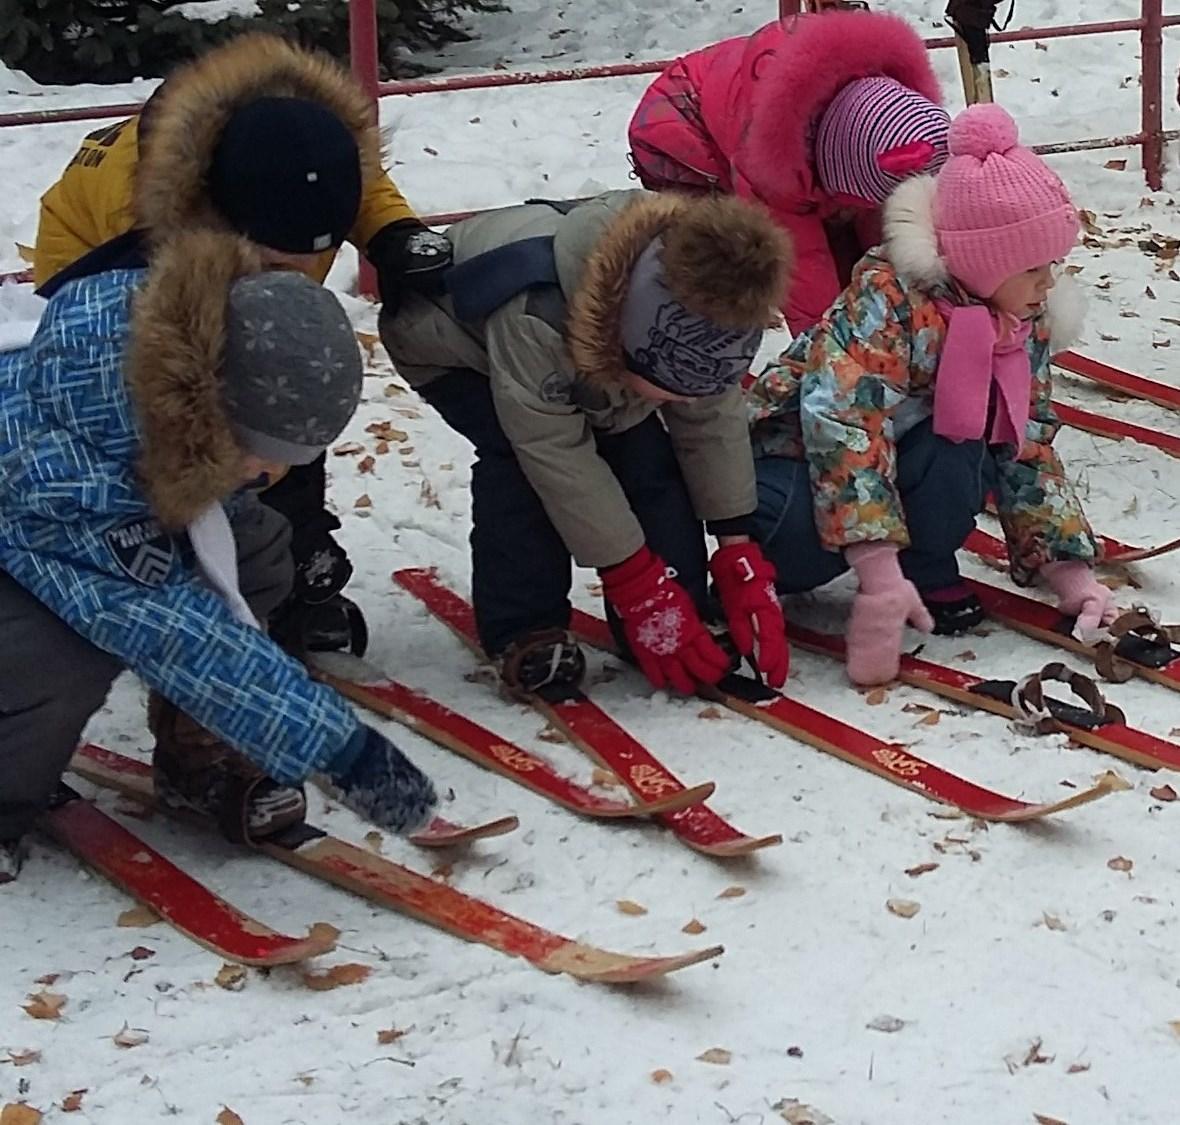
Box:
[1, 0, 1177, 286]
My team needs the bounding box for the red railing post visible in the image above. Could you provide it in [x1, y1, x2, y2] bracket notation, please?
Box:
[778, 1, 804, 15]
[349, 0, 381, 298]
[1141, 0, 1165, 191]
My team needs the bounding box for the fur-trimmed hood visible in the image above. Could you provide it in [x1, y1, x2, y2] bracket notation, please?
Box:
[128, 229, 263, 528]
[740, 11, 943, 209]
[566, 194, 792, 387]
[883, 176, 1086, 352]
[134, 34, 383, 243]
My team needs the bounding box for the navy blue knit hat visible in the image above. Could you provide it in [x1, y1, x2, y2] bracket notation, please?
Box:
[208, 96, 362, 254]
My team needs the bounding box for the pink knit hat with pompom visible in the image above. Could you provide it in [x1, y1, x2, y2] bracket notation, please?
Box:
[934, 104, 1079, 298]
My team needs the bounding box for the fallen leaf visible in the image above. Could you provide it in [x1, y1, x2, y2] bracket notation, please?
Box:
[1169, 1019, 1180, 1037]
[775, 1100, 834, 1125]
[363, 830, 384, 854]
[60, 1091, 85, 1113]
[117, 904, 160, 928]
[865, 687, 888, 705]
[786, 1045, 804, 1058]
[399, 446, 415, 456]
[383, 383, 405, 397]
[419, 480, 441, 509]
[537, 724, 568, 745]
[375, 441, 390, 455]
[695, 1047, 732, 1065]
[377, 1028, 408, 1045]
[423, 146, 438, 156]
[216, 1110, 245, 1125]
[916, 710, 940, 727]
[301, 963, 372, 991]
[127, 946, 155, 961]
[32, 974, 59, 986]
[357, 455, 376, 474]
[954, 649, 977, 661]
[431, 861, 454, 881]
[215, 963, 247, 992]
[682, 919, 707, 935]
[717, 885, 747, 900]
[1067, 1062, 1091, 1074]
[1024, 1038, 1053, 1066]
[590, 768, 622, 789]
[22, 992, 66, 1020]
[697, 705, 724, 720]
[650, 1068, 673, 1084]
[1096, 770, 1132, 792]
[1146, 285, 1157, 299]
[112, 1024, 150, 1048]
[353, 494, 372, 509]
[616, 900, 648, 916]
[1042, 912, 1067, 932]
[332, 442, 365, 456]
[865, 1014, 905, 1033]
[1107, 855, 1134, 873]
[365, 422, 408, 443]
[905, 862, 939, 878]
[1033, 1116, 1068, 1125]
[886, 898, 921, 919]
[1105, 158, 1128, 171]
[5, 1050, 40, 1067]
[0, 1106, 42, 1125]
[1150, 784, 1177, 802]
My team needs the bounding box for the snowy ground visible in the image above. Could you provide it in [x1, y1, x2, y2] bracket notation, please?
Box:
[3, 3, 1180, 1123]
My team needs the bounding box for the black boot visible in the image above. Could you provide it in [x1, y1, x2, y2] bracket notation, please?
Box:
[497, 628, 587, 702]
[921, 584, 984, 635]
[0, 837, 26, 884]
[269, 593, 369, 658]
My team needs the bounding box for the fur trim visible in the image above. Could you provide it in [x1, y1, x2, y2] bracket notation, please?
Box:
[128, 230, 263, 529]
[567, 195, 792, 387]
[134, 34, 382, 242]
[743, 11, 943, 204]
[882, 176, 949, 288]
[1044, 272, 1086, 355]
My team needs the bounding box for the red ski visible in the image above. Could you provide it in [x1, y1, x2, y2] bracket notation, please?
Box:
[568, 611, 1120, 822]
[966, 579, 1180, 694]
[41, 787, 338, 965]
[965, 526, 1180, 567]
[789, 623, 1179, 774]
[1051, 400, 1180, 460]
[393, 569, 782, 857]
[69, 745, 721, 984]
[312, 652, 713, 822]
[1055, 350, 1180, 412]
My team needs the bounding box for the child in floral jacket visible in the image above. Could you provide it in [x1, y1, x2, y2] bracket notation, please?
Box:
[747, 104, 1110, 686]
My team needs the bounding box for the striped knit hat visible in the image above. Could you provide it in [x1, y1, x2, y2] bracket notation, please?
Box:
[814, 77, 951, 205]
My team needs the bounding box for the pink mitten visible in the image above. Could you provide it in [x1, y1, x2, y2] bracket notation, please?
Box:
[845, 543, 935, 686]
[1041, 560, 1116, 641]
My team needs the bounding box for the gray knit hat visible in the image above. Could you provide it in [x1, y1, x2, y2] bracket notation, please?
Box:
[222, 272, 363, 464]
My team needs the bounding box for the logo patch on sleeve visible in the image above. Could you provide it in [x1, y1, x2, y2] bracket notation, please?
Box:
[105, 518, 176, 587]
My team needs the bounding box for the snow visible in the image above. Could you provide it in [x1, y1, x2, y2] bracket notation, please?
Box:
[173, 0, 262, 21]
[3, 3, 1180, 1123]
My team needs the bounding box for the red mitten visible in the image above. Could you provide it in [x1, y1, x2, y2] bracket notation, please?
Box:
[845, 543, 934, 686]
[601, 547, 732, 694]
[709, 542, 789, 689]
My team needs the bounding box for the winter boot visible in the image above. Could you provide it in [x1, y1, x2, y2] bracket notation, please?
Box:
[270, 592, 369, 658]
[0, 837, 26, 885]
[147, 694, 306, 844]
[497, 627, 587, 702]
[921, 583, 984, 635]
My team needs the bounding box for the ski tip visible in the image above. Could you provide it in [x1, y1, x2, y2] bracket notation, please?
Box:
[640, 780, 716, 814]
[543, 941, 725, 983]
[688, 833, 783, 858]
[409, 815, 520, 847]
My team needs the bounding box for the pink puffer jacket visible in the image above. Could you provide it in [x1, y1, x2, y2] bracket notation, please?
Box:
[628, 10, 942, 333]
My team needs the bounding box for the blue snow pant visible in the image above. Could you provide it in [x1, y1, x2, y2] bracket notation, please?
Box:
[752, 419, 999, 594]
[418, 368, 710, 655]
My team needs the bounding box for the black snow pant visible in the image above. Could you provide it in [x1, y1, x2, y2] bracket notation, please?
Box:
[0, 497, 295, 842]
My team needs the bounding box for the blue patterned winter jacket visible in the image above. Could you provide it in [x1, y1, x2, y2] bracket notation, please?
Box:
[0, 250, 358, 784]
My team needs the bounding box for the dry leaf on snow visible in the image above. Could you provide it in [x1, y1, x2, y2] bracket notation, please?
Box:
[1107, 856, 1134, 873]
[1067, 1062, 1091, 1074]
[697, 706, 724, 720]
[363, 830, 384, 854]
[1033, 1116, 1069, 1125]
[215, 963, 248, 992]
[717, 885, 747, 900]
[865, 687, 888, 705]
[216, 1109, 246, 1125]
[1150, 784, 1177, 802]
[5, 1050, 41, 1067]
[537, 725, 568, 744]
[616, 900, 648, 916]
[353, 494, 372, 509]
[650, 1069, 673, 1084]
[22, 992, 66, 1020]
[865, 1014, 905, 1033]
[127, 946, 155, 961]
[113, 1024, 149, 1048]
[32, 973, 59, 986]
[1042, 913, 1067, 932]
[886, 898, 921, 919]
[117, 904, 160, 928]
[1104, 159, 1128, 171]
[590, 768, 622, 789]
[301, 963, 372, 991]
[682, 919, 707, 935]
[377, 1028, 408, 1045]
[915, 711, 941, 727]
[357, 456, 376, 475]
[0, 1106, 42, 1125]
[60, 1092, 85, 1113]
[775, 1100, 834, 1125]
[1168, 1019, 1180, 1037]
[332, 442, 365, 456]
[695, 1047, 732, 1065]
[905, 862, 939, 878]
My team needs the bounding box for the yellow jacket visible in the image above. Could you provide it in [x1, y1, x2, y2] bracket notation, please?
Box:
[34, 35, 416, 288]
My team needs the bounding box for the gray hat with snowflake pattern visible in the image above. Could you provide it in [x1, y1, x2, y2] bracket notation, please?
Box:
[221, 271, 363, 464]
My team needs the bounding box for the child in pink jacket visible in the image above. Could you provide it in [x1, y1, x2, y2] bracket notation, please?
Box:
[628, 8, 950, 334]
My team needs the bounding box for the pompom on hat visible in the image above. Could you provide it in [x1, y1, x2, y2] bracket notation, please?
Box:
[933, 103, 1079, 298]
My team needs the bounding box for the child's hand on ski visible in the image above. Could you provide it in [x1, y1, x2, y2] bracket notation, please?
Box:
[601, 546, 731, 695]
[845, 542, 934, 687]
[323, 724, 438, 835]
[709, 541, 789, 689]
[1041, 560, 1118, 642]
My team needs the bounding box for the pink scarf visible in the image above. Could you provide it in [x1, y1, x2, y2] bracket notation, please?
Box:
[932, 300, 1033, 448]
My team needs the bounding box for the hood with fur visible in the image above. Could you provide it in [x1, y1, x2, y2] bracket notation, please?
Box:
[883, 176, 1086, 352]
[134, 34, 382, 244]
[128, 229, 263, 528]
[566, 194, 792, 386]
[741, 10, 943, 209]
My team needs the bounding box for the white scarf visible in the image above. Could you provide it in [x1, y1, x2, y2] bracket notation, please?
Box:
[186, 502, 260, 629]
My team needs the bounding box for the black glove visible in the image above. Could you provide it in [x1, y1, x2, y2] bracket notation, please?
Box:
[323, 724, 438, 835]
[366, 218, 453, 312]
